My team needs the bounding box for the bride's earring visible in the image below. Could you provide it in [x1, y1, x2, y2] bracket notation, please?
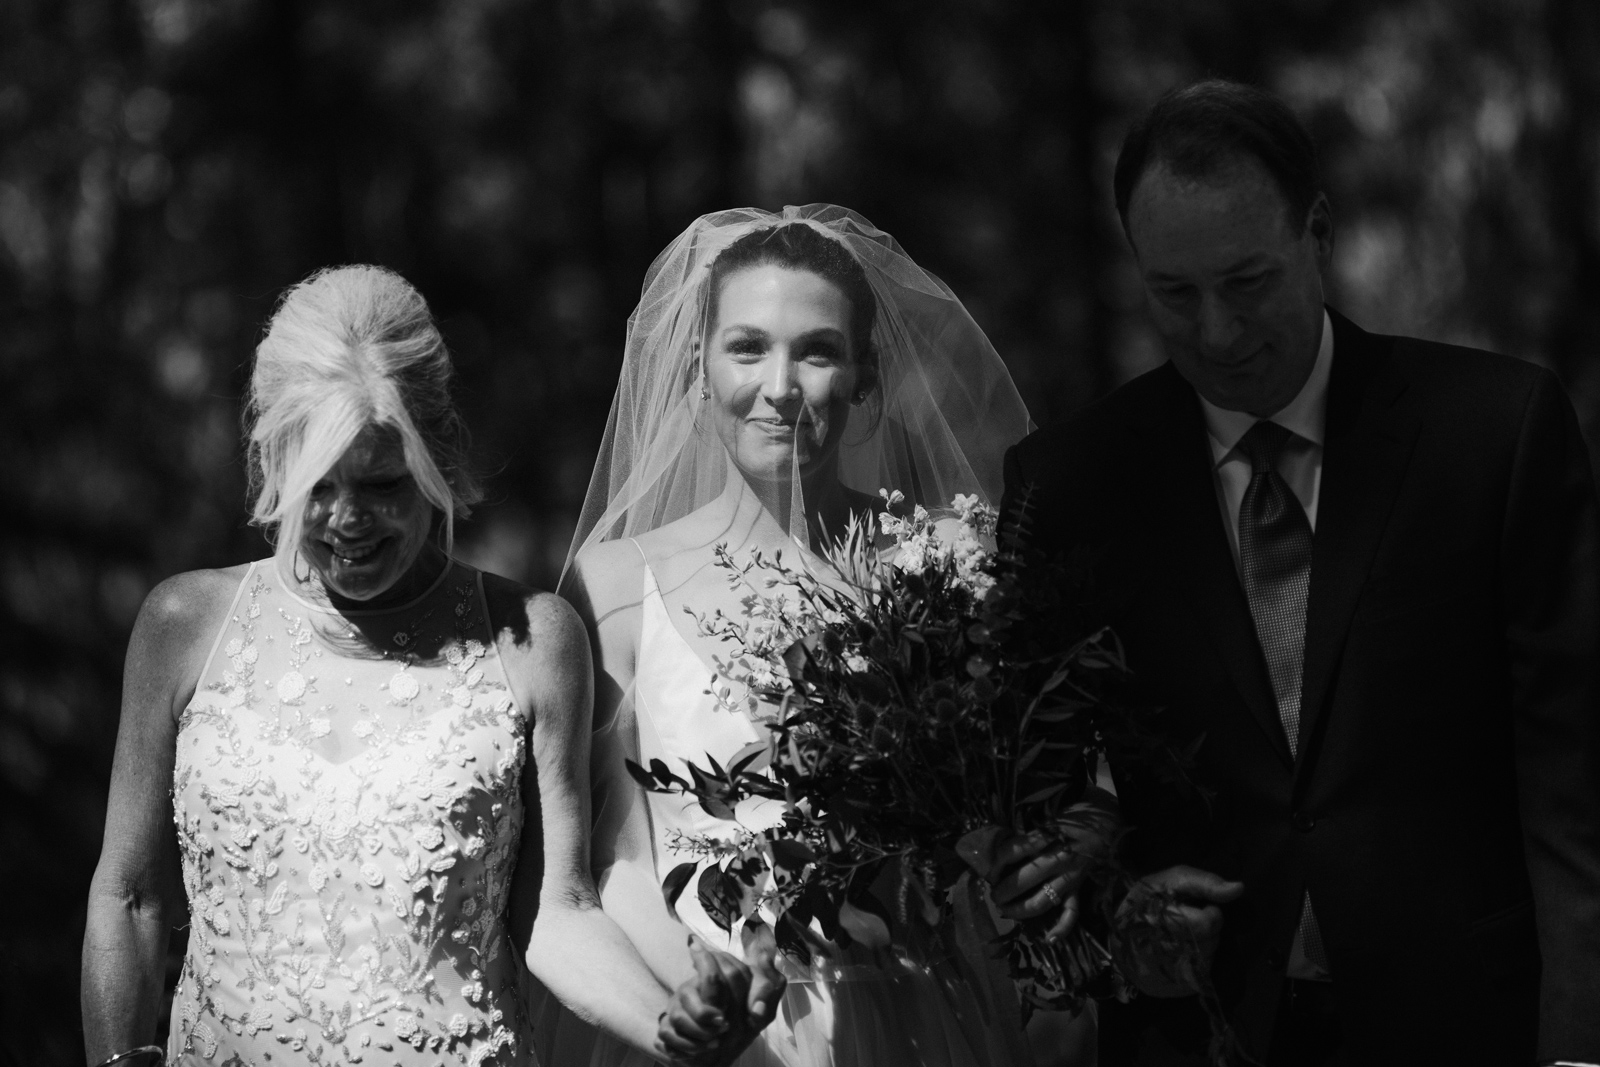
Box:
[700, 387, 710, 400]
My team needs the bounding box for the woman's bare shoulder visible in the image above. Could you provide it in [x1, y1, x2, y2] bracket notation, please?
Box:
[135, 564, 253, 649]
[568, 538, 649, 624]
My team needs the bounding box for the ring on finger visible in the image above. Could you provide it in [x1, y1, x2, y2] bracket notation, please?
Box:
[1040, 880, 1061, 906]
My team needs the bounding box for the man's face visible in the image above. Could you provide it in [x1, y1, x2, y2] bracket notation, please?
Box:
[1126, 156, 1332, 416]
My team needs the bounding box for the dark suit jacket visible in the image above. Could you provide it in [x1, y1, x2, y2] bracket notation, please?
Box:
[1003, 309, 1600, 1065]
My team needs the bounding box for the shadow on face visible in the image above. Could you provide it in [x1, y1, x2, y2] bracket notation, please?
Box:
[298, 423, 437, 606]
[1127, 155, 1333, 417]
[704, 264, 862, 486]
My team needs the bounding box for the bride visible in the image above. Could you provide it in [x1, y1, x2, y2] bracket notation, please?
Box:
[552, 205, 1094, 1066]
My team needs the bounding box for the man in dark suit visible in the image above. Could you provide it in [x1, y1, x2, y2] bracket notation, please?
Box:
[1003, 80, 1600, 1065]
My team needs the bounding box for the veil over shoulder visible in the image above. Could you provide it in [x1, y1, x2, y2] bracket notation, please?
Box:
[545, 205, 1047, 1067]
[562, 204, 1034, 578]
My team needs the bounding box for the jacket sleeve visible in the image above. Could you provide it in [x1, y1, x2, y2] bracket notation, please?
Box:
[1499, 368, 1600, 1060]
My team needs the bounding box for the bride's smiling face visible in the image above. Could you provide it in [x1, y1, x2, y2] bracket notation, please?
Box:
[299, 424, 434, 602]
[705, 264, 861, 484]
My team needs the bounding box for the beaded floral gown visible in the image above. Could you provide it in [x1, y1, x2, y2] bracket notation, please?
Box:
[167, 559, 536, 1066]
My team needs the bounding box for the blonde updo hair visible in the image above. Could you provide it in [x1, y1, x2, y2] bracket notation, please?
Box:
[245, 264, 481, 569]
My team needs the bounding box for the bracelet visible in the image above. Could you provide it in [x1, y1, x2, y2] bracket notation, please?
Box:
[94, 1046, 164, 1067]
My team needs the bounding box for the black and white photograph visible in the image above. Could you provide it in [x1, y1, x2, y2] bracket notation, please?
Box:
[3, 0, 1599, 1065]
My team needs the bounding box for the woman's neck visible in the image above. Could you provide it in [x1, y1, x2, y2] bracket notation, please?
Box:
[716, 454, 857, 552]
[318, 544, 451, 615]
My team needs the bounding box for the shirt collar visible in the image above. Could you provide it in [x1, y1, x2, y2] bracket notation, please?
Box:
[1201, 308, 1334, 465]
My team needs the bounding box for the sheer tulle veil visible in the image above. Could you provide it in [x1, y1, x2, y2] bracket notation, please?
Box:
[561, 203, 1033, 583]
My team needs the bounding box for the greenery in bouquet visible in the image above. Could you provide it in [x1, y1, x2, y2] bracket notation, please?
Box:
[626, 489, 1195, 1019]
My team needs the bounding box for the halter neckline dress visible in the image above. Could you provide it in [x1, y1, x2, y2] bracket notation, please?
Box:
[168, 558, 536, 1066]
[614, 552, 1034, 1067]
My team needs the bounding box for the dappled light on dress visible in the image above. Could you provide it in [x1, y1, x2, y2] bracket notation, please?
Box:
[167, 560, 535, 1064]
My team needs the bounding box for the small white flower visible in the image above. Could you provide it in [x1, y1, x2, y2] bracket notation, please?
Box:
[451, 927, 470, 943]
[224, 639, 243, 657]
[276, 671, 307, 703]
[291, 835, 309, 853]
[414, 825, 445, 850]
[307, 717, 331, 738]
[310, 863, 328, 892]
[230, 824, 256, 849]
[241, 645, 259, 665]
[393, 1014, 418, 1039]
[209, 909, 230, 936]
[388, 671, 420, 703]
[445, 643, 465, 665]
[243, 1007, 274, 1034]
[462, 835, 485, 859]
[360, 862, 384, 887]
[352, 719, 375, 739]
[461, 896, 478, 917]
[448, 1013, 469, 1038]
[464, 638, 486, 659]
[461, 979, 483, 1003]
[225, 688, 247, 708]
[451, 686, 472, 708]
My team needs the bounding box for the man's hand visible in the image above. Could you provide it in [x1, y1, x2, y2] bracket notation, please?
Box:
[657, 928, 785, 1066]
[1112, 865, 1244, 997]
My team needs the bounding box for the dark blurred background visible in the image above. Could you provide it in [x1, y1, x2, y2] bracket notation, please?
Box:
[4, 0, 1599, 1060]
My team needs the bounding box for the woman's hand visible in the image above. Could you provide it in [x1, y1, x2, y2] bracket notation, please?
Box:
[972, 788, 1120, 943]
[657, 928, 785, 1066]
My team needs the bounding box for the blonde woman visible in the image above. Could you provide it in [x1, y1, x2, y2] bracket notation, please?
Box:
[81, 265, 781, 1067]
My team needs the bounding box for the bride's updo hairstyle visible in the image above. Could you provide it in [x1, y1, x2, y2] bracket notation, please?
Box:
[703, 222, 881, 407]
[245, 264, 481, 568]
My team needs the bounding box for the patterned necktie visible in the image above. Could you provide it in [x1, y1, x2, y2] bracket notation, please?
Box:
[1236, 420, 1312, 751]
[1235, 420, 1330, 974]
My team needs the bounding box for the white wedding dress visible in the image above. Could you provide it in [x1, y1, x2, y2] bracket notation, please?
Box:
[542, 555, 1035, 1067]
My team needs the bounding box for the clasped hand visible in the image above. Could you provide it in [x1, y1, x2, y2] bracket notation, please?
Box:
[1111, 865, 1244, 997]
[656, 924, 786, 1066]
[980, 788, 1120, 942]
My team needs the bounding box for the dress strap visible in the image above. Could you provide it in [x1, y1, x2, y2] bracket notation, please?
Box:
[627, 537, 661, 600]
[471, 565, 531, 725]
[191, 561, 258, 698]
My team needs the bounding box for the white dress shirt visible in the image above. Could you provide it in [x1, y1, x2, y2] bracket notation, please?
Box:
[1201, 309, 1334, 568]
[1198, 310, 1334, 982]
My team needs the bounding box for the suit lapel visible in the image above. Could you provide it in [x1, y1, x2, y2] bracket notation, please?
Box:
[1128, 365, 1293, 769]
[1295, 309, 1418, 777]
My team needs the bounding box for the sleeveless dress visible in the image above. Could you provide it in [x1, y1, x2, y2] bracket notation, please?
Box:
[167, 559, 536, 1066]
[549, 554, 1034, 1067]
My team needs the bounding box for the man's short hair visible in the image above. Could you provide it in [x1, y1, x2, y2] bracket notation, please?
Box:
[1113, 79, 1322, 237]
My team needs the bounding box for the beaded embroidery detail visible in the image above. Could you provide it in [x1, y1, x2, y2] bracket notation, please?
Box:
[169, 562, 532, 1066]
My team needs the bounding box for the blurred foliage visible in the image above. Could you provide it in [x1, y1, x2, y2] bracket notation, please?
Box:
[3, 0, 1598, 1061]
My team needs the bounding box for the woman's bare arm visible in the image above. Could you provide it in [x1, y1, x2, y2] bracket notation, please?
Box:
[566, 541, 700, 990]
[81, 567, 241, 1061]
[497, 583, 680, 1056]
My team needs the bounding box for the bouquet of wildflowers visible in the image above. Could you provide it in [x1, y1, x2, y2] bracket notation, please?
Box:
[627, 490, 1191, 1017]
